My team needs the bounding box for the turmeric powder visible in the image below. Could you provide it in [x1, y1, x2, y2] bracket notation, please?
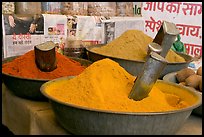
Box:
[44, 58, 191, 113]
[91, 30, 186, 63]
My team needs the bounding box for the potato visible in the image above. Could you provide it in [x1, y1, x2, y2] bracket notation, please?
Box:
[176, 68, 195, 82]
[185, 74, 202, 89]
[196, 66, 202, 76]
[199, 79, 202, 92]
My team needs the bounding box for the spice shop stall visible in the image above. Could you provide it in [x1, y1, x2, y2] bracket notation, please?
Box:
[2, 2, 202, 135]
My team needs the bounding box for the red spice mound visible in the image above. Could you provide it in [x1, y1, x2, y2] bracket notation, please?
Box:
[2, 50, 86, 80]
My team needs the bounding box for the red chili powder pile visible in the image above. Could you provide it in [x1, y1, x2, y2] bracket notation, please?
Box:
[2, 50, 86, 80]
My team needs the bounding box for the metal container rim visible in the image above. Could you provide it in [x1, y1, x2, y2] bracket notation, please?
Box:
[40, 76, 202, 116]
[2, 55, 92, 81]
[85, 44, 193, 64]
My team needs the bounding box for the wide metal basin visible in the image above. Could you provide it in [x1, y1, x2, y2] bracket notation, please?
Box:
[2, 56, 92, 101]
[40, 77, 202, 135]
[86, 44, 193, 79]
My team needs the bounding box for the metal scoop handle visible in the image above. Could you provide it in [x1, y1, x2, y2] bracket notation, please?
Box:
[153, 21, 180, 57]
[129, 52, 168, 101]
[34, 41, 57, 72]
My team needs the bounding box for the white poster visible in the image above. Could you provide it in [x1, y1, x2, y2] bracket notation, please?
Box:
[142, 2, 202, 57]
[76, 16, 103, 46]
[111, 17, 144, 39]
[2, 14, 44, 58]
[42, 14, 67, 54]
[2, 14, 68, 58]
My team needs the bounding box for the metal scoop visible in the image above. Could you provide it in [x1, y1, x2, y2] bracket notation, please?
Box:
[129, 21, 180, 101]
[147, 42, 162, 55]
[129, 52, 168, 101]
[153, 20, 180, 57]
[34, 41, 57, 72]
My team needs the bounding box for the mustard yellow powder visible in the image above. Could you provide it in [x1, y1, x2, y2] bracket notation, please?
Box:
[44, 58, 189, 113]
[91, 30, 186, 63]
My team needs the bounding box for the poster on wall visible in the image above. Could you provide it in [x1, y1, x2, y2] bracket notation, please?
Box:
[142, 2, 202, 57]
[42, 14, 67, 54]
[2, 14, 67, 58]
[75, 15, 103, 46]
[2, 14, 44, 58]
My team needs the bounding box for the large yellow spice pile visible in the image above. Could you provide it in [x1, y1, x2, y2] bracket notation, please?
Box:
[44, 58, 189, 113]
[91, 30, 186, 63]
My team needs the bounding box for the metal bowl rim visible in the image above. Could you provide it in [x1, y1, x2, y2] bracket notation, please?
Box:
[86, 44, 193, 64]
[40, 76, 202, 116]
[2, 72, 49, 81]
[2, 56, 92, 81]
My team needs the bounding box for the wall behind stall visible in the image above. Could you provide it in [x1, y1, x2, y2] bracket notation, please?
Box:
[2, 2, 202, 59]
[142, 2, 202, 57]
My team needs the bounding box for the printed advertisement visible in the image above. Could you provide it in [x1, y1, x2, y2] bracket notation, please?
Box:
[111, 17, 144, 40]
[42, 14, 67, 54]
[142, 2, 202, 57]
[2, 14, 67, 58]
[75, 16, 103, 46]
[75, 16, 145, 45]
[2, 14, 44, 58]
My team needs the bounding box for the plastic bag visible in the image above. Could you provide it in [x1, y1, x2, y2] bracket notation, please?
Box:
[41, 2, 61, 14]
[116, 2, 133, 17]
[15, 2, 41, 15]
[2, 2, 15, 14]
[88, 2, 116, 17]
[61, 2, 88, 16]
